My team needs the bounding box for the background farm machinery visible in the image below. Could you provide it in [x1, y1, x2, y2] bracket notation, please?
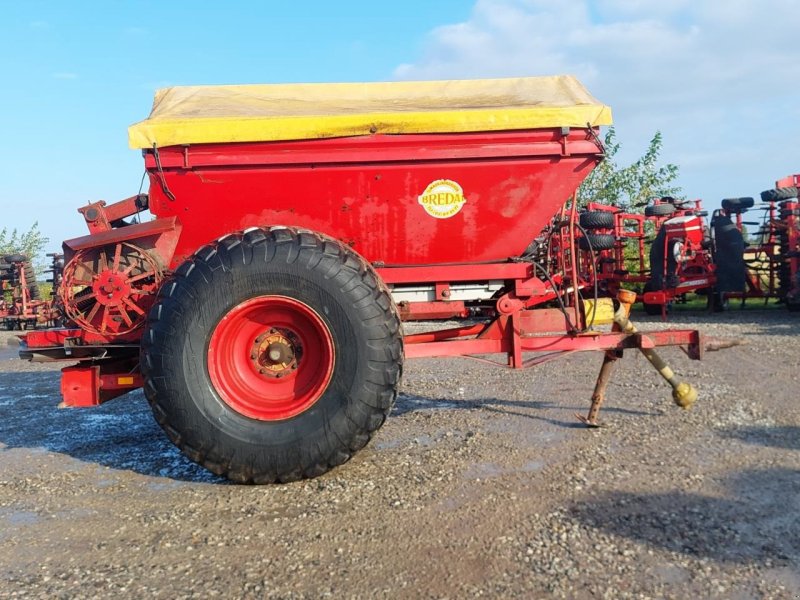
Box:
[572, 177, 800, 315]
[0, 253, 62, 330]
[568, 197, 720, 316]
[762, 174, 800, 310]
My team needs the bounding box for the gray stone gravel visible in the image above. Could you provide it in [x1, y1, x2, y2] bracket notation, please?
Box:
[0, 308, 798, 598]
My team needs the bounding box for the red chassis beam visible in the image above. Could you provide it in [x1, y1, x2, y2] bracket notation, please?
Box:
[37, 323, 701, 406]
[405, 329, 702, 362]
[642, 275, 715, 307]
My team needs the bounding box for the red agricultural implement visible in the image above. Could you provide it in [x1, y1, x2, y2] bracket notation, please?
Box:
[574, 203, 648, 296]
[631, 198, 722, 316]
[20, 77, 708, 483]
[570, 198, 719, 317]
[761, 175, 800, 310]
[611, 186, 800, 317]
[0, 254, 62, 330]
[636, 179, 800, 315]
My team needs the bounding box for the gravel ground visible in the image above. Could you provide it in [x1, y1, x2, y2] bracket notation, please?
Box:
[0, 309, 799, 599]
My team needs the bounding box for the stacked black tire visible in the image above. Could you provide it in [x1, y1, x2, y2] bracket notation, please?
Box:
[643, 227, 677, 316]
[644, 203, 676, 218]
[721, 197, 755, 213]
[0, 254, 40, 300]
[762, 186, 800, 311]
[643, 201, 679, 315]
[578, 210, 616, 251]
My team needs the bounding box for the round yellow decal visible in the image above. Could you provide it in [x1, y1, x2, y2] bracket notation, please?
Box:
[417, 179, 467, 219]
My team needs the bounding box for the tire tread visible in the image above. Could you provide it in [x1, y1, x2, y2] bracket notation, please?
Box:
[141, 227, 403, 483]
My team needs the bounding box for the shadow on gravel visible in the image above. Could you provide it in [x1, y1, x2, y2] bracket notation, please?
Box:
[0, 371, 225, 484]
[718, 425, 800, 450]
[393, 393, 657, 428]
[571, 467, 800, 564]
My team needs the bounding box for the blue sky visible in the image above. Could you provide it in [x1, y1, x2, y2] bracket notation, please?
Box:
[1, 0, 798, 253]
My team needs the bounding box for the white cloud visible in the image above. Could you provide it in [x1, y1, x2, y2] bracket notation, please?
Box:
[395, 0, 800, 202]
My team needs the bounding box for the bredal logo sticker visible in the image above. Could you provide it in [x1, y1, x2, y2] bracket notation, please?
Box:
[418, 179, 467, 219]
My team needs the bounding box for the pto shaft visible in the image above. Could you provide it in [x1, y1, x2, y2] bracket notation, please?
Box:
[580, 290, 698, 427]
[613, 290, 698, 409]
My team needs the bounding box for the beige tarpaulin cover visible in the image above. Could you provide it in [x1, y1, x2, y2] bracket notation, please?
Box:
[128, 75, 612, 149]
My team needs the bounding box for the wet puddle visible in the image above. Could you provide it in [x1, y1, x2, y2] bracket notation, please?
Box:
[0, 509, 40, 526]
[0, 343, 19, 361]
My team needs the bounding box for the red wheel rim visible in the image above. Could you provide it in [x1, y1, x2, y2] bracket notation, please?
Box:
[207, 296, 335, 421]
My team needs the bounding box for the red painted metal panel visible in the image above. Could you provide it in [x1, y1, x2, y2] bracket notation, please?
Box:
[776, 174, 800, 188]
[60, 362, 142, 407]
[144, 131, 601, 169]
[63, 217, 178, 252]
[145, 130, 603, 268]
[61, 365, 100, 407]
[396, 300, 469, 320]
[24, 327, 140, 347]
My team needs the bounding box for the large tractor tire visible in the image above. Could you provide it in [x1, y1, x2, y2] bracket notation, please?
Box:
[141, 227, 403, 483]
[647, 227, 676, 289]
[712, 214, 745, 294]
[3, 254, 27, 263]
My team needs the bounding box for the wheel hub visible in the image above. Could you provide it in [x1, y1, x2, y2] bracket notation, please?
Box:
[92, 270, 132, 306]
[207, 295, 335, 421]
[251, 328, 300, 377]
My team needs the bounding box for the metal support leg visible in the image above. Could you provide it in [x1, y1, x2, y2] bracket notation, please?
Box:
[578, 290, 635, 427]
[577, 351, 620, 427]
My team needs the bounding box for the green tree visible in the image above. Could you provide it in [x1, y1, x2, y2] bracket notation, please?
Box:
[0, 223, 49, 271]
[578, 128, 682, 209]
